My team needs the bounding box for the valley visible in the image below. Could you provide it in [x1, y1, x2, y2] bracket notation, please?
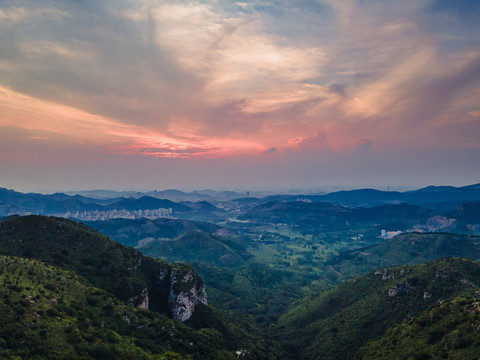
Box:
[3, 0, 479, 358]
[1, 184, 480, 359]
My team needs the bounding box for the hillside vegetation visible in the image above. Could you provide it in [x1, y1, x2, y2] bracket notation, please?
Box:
[357, 291, 480, 359]
[329, 232, 480, 277]
[278, 258, 480, 360]
[239, 201, 433, 232]
[138, 231, 250, 267]
[0, 215, 189, 316]
[0, 255, 233, 359]
[0, 216, 283, 359]
[86, 217, 222, 248]
[2, 191, 480, 359]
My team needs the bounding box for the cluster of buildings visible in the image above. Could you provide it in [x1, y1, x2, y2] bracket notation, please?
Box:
[64, 208, 173, 221]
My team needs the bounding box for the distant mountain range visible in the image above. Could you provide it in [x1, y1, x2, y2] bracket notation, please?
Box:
[328, 232, 480, 277]
[0, 187, 223, 219]
[3, 182, 479, 216]
[65, 188, 250, 202]
[256, 183, 480, 209]
[239, 199, 480, 235]
[3, 184, 479, 238]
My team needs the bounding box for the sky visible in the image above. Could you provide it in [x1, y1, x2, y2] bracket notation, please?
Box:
[0, 0, 479, 193]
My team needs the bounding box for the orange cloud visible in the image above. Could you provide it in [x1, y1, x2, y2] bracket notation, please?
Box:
[0, 85, 265, 159]
[146, 2, 324, 103]
[1, 0, 479, 167]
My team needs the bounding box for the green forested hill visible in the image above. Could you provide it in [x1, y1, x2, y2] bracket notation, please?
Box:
[329, 232, 480, 277]
[0, 215, 283, 359]
[137, 231, 250, 267]
[0, 255, 232, 360]
[357, 291, 480, 359]
[85, 217, 222, 248]
[85, 218, 249, 267]
[239, 201, 433, 232]
[278, 258, 480, 360]
[0, 215, 187, 315]
[4, 216, 480, 359]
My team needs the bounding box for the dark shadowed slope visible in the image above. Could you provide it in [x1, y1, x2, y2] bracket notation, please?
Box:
[0, 215, 205, 319]
[0, 255, 233, 360]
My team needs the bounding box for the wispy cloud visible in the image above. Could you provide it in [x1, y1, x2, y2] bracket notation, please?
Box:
[0, 85, 264, 160]
[0, 0, 479, 189]
[0, 5, 68, 22]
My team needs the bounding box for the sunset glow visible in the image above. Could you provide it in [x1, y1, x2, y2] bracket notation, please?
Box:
[1, 0, 479, 191]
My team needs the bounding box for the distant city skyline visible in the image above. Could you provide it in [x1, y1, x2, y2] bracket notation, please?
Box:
[1, 0, 479, 191]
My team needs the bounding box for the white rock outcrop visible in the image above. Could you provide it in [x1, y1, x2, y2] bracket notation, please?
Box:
[168, 266, 207, 322]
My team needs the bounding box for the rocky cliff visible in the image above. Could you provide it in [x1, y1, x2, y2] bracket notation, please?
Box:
[168, 264, 208, 321]
[0, 215, 206, 321]
[127, 261, 208, 321]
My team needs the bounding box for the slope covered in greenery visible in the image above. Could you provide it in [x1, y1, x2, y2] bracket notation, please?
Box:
[193, 262, 299, 325]
[357, 291, 480, 360]
[239, 201, 432, 232]
[0, 215, 186, 315]
[0, 215, 283, 359]
[85, 217, 222, 248]
[329, 232, 480, 277]
[447, 201, 480, 234]
[278, 258, 480, 360]
[0, 255, 234, 360]
[138, 231, 250, 268]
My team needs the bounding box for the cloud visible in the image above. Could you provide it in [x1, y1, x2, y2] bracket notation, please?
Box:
[0, 5, 69, 22]
[328, 83, 347, 97]
[150, 2, 325, 102]
[292, 132, 332, 152]
[240, 84, 329, 114]
[0, 0, 480, 190]
[356, 139, 374, 152]
[0, 85, 263, 159]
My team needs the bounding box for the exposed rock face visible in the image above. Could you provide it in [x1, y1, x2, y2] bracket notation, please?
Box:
[388, 283, 405, 297]
[128, 261, 206, 321]
[129, 288, 149, 309]
[426, 216, 455, 231]
[375, 267, 407, 281]
[168, 265, 207, 321]
[158, 265, 169, 281]
[0, 215, 208, 322]
[467, 223, 480, 235]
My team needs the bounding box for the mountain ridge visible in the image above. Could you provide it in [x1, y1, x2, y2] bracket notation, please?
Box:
[0, 255, 233, 359]
[0, 215, 206, 321]
[278, 258, 480, 360]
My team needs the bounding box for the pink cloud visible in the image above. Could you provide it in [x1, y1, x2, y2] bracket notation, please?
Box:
[0, 0, 479, 191]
